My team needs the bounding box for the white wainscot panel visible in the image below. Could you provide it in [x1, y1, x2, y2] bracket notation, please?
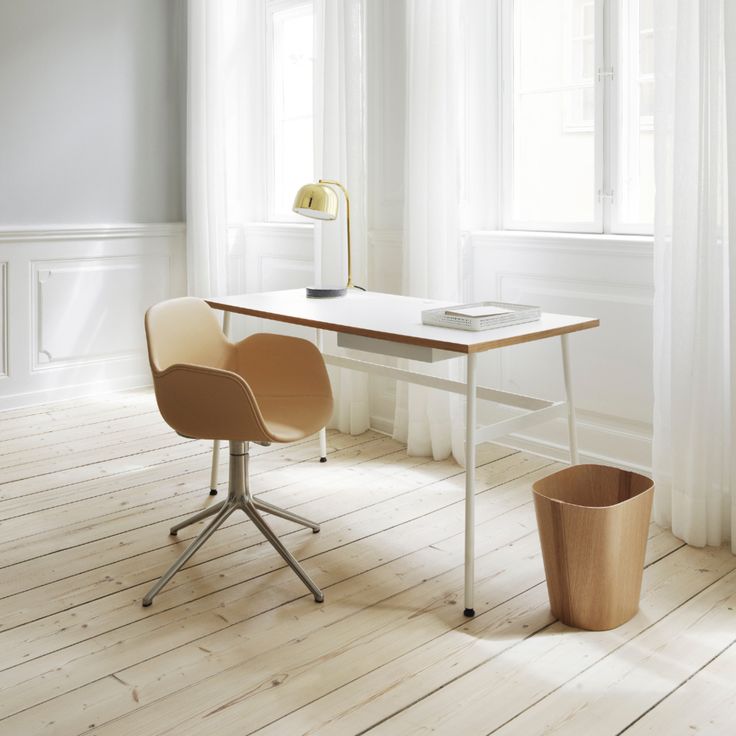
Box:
[32, 255, 171, 370]
[471, 232, 654, 471]
[259, 256, 312, 291]
[224, 223, 315, 343]
[0, 262, 6, 378]
[239, 223, 313, 292]
[496, 274, 652, 424]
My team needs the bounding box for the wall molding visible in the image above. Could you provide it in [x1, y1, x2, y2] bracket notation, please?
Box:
[0, 222, 185, 242]
[471, 229, 654, 258]
[241, 221, 313, 239]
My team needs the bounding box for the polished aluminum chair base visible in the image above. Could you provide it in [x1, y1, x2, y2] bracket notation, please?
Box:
[142, 440, 323, 607]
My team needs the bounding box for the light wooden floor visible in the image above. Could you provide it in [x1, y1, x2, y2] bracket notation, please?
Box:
[0, 390, 734, 736]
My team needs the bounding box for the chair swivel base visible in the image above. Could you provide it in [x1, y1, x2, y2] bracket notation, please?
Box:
[142, 440, 323, 607]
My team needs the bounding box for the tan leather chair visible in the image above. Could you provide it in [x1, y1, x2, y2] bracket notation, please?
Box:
[142, 297, 333, 607]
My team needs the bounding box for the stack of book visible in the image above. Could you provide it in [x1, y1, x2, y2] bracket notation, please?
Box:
[422, 301, 541, 332]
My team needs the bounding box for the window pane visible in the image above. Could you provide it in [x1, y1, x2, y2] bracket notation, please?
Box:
[271, 3, 313, 220]
[510, 0, 597, 227]
[615, 0, 654, 228]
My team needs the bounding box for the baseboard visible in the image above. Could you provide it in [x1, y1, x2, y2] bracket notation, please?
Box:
[498, 433, 652, 475]
[369, 415, 394, 436]
[368, 412, 652, 475]
[0, 375, 153, 412]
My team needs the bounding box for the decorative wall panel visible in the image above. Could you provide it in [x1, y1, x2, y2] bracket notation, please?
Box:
[32, 255, 170, 370]
[0, 224, 186, 409]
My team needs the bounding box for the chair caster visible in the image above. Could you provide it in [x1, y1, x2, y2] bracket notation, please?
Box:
[463, 608, 475, 617]
[209, 488, 218, 496]
[320, 456, 327, 463]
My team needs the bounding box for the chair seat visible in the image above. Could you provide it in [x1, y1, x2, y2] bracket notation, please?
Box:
[258, 395, 333, 443]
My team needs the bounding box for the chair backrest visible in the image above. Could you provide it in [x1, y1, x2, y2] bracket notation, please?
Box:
[145, 297, 231, 373]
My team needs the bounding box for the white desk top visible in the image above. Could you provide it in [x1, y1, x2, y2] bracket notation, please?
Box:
[207, 289, 599, 354]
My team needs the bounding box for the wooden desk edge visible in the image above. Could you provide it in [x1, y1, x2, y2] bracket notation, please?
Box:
[206, 299, 600, 354]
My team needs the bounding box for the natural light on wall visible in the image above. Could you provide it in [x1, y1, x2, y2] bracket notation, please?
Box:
[269, 1, 314, 221]
[504, 0, 654, 234]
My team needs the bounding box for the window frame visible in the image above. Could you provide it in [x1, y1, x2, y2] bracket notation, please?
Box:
[499, 0, 654, 236]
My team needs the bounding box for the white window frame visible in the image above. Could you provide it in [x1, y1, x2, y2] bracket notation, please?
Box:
[265, 0, 314, 223]
[499, 0, 653, 236]
[609, 0, 654, 234]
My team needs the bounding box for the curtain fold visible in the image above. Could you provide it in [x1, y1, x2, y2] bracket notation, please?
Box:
[187, 0, 263, 297]
[314, 0, 371, 435]
[652, 0, 736, 551]
[392, 0, 465, 463]
[186, 0, 229, 298]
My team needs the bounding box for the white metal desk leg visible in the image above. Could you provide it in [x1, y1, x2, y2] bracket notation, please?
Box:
[209, 312, 233, 495]
[464, 352, 478, 617]
[316, 329, 328, 463]
[560, 334, 579, 465]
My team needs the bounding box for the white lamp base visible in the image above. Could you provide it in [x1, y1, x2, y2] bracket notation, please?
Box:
[306, 286, 347, 298]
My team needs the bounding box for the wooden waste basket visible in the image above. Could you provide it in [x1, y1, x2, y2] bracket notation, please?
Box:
[532, 464, 654, 631]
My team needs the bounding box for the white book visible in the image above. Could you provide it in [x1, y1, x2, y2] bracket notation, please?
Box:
[422, 300, 541, 332]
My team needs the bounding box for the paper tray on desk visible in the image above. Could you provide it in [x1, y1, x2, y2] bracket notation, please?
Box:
[421, 301, 541, 332]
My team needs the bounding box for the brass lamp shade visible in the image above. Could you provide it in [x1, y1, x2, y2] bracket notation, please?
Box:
[293, 183, 338, 220]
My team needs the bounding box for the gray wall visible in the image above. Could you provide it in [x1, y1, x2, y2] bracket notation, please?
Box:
[0, 0, 185, 224]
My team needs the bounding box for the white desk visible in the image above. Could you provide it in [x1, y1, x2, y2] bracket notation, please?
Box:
[207, 289, 599, 617]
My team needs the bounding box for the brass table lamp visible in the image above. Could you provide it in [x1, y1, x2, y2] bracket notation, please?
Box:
[293, 179, 353, 298]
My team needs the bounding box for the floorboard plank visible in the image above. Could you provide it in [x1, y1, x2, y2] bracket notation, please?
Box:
[490, 558, 736, 736]
[621, 639, 736, 735]
[247, 525, 684, 736]
[362, 546, 736, 736]
[0, 410, 162, 461]
[0, 438, 426, 622]
[0, 389, 729, 736]
[0, 457, 548, 728]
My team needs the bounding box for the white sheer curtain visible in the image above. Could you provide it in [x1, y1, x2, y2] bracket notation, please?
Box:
[392, 0, 466, 463]
[186, 0, 228, 297]
[314, 0, 370, 435]
[186, 0, 367, 432]
[652, 0, 736, 551]
[186, 0, 262, 298]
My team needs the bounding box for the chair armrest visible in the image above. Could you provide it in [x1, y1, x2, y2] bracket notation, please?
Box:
[232, 333, 333, 401]
[153, 363, 273, 442]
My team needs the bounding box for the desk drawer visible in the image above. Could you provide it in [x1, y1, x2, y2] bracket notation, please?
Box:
[336, 333, 459, 363]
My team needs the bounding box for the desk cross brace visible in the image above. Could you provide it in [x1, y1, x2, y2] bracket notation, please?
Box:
[322, 352, 569, 443]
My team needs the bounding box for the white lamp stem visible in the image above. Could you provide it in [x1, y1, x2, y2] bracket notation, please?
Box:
[319, 179, 353, 288]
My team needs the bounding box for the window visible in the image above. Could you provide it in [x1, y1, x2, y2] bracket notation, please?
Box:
[613, 0, 654, 229]
[501, 0, 655, 234]
[267, 0, 314, 221]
